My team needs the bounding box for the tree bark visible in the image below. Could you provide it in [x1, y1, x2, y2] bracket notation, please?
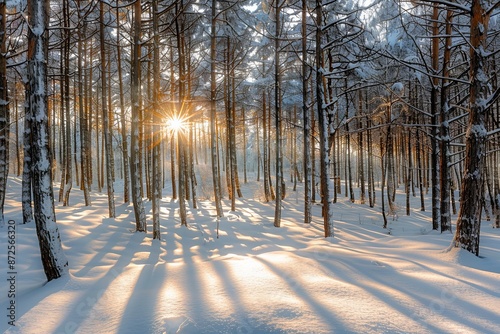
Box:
[62, 0, 72, 206]
[440, 8, 453, 233]
[100, 1, 115, 218]
[77, 0, 91, 206]
[116, 2, 129, 204]
[274, 0, 283, 228]
[152, 0, 161, 240]
[22, 84, 33, 224]
[262, 90, 271, 202]
[453, 0, 491, 256]
[430, 3, 440, 230]
[131, 0, 147, 232]
[316, 0, 333, 237]
[28, 0, 68, 281]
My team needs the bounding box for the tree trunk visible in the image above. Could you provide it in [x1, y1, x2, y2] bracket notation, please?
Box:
[453, 0, 491, 256]
[28, 0, 68, 281]
[274, 1, 283, 228]
[189, 124, 198, 209]
[58, 51, 66, 203]
[381, 135, 388, 229]
[316, 0, 333, 237]
[231, 72, 242, 199]
[242, 107, 247, 184]
[175, 0, 187, 226]
[151, 0, 162, 240]
[22, 84, 33, 224]
[292, 106, 298, 191]
[61, 0, 72, 206]
[367, 115, 375, 208]
[386, 103, 396, 214]
[131, 0, 147, 232]
[116, 3, 129, 204]
[100, 1, 115, 218]
[256, 113, 261, 182]
[178, 134, 187, 226]
[77, 0, 91, 206]
[440, 8, 453, 233]
[430, 4, 440, 230]
[406, 115, 413, 216]
[358, 91, 366, 205]
[262, 90, 271, 202]
[85, 37, 93, 191]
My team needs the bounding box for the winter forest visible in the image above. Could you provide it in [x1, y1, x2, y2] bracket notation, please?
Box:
[1, 0, 500, 333]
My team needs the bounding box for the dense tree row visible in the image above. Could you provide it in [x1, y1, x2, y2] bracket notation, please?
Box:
[0, 0, 499, 281]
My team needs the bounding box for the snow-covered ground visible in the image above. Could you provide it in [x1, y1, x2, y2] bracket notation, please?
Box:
[1, 176, 499, 334]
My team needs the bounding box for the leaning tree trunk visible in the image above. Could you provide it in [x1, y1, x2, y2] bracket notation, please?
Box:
[453, 0, 492, 256]
[28, 0, 68, 281]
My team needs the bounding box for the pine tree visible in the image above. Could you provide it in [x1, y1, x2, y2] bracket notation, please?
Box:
[27, 0, 68, 281]
[453, 0, 498, 255]
[131, 0, 147, 232]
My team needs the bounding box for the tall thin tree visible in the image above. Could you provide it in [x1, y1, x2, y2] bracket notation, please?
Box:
[100, 0, 115, 218]
[131, 0, 147, 231]
[27, 0, 68, 281]
[273, 0, 284, 228]
[316, 0, 333, 237]
[453, 0, 498, 255]
[211, 0, 223, 218]
[152, 0, 161, 239]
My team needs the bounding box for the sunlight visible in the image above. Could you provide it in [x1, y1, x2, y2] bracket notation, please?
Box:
[165, 115, 188, 133]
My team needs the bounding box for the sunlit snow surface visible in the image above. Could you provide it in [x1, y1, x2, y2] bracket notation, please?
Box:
[1, 177, 499, 334]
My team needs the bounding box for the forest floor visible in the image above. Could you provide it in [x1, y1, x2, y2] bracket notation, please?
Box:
[1, 176, 500, 334]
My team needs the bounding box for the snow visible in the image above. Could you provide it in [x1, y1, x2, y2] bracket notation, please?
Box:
[1, 176, 500, 334]
[391, 82, 404, 92]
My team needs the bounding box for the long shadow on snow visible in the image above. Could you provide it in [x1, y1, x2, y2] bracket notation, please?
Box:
[51, 213, 148, 333]
[252, 256, 350, 333]
[115, 242, 167, 334]
[313, 251, 498, 333]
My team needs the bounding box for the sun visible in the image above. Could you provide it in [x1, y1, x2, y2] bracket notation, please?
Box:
[165, 115, 187, 133]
